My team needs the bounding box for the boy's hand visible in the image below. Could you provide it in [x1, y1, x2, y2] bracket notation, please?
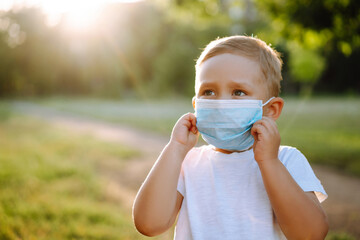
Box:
[251, 116, 280, 165]
[170, 113, 199, 154]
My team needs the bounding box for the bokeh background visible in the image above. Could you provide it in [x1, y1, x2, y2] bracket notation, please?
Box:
[0, 0, 359, 239]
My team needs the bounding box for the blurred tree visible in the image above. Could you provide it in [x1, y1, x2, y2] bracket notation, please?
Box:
[169, 0, 360, 95]
[0, 0, 358, 98]
[255, 0, 360, 95]
[0, 8, 87, 97]
[150, 14, 229, 97]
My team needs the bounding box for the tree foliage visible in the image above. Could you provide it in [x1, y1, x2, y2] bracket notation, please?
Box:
[255, 0, 360, 94]
[0, 0, 359, 98]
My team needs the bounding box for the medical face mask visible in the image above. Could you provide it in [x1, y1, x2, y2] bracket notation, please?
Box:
[195, 97, 274, 151]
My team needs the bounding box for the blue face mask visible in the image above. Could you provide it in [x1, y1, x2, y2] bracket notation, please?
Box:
[195, 97, 274, 151]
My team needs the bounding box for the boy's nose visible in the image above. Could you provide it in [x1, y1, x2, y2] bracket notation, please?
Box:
[217, 93, 233, 100]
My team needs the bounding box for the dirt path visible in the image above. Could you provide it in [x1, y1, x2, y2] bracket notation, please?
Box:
[12, 102, 360, 238]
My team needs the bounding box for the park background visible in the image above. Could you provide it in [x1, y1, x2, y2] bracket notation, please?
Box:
[0, 0, 359, 239]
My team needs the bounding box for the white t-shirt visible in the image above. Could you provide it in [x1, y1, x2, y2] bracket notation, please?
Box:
[175, 145, 327, 240]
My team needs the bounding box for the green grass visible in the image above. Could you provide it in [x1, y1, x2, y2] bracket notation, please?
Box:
[36, 97, 193, 135]
[278, 97, 360, 176]
[2, 98, 358, 239]
[0, 103, 151, 240]
[326, 232, 357, 240]
[36, 96, 360, 177]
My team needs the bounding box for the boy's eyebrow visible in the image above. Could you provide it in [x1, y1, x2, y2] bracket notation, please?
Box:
[197, 82, 219, 89]
[197, 81, 253, 93]
[227, 81, 252, 89]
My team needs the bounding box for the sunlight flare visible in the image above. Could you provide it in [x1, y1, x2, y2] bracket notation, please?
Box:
[1, 0, 142, 31]
[42, 1, 104, 31]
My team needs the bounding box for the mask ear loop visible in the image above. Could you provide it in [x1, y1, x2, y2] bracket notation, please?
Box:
[262, 97, 275, 107]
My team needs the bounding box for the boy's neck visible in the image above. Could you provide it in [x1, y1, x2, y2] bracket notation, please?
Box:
[213, 146, 252, 154]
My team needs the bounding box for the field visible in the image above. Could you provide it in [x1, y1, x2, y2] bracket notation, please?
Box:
[1, 97, 360, 240]
[0, 103, 157, 240]
[37, 96, 360, 176]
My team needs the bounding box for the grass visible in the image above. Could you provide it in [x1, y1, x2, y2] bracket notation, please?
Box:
[35, 97, 193, 135]
[326, 232, 357, 240]
[36, 96, 360, 177]
[278, 97, 360, 176]
[0, 103, 153, 240]
[1, 98, 358, 239]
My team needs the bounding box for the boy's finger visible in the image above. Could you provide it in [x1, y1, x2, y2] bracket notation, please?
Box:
[261, 117, 278, 135]
[184, 113, 197, 125]
[256, 118, 276, 134]
[251, 126, 259, 141]
[251, 122, 264, 136]
[253, 120, 268, 132]
[180, 113, 194, 128]
[191, 115, 197, 127]
[187, 113, 197, 130]
[252, 123, 269, 141]
[191, 126, 198, 134]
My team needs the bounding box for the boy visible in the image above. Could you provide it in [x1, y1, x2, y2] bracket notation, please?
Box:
[133, 36, 328, 239]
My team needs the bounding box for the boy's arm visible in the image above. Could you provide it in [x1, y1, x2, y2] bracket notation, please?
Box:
[132, 113, 198, 237]
[251, 117, 328, 240]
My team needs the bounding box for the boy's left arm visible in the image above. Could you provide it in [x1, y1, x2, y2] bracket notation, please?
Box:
[251, 117, 329, 240]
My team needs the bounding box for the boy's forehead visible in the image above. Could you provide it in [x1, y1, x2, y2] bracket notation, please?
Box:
[195, 53, 264, 91]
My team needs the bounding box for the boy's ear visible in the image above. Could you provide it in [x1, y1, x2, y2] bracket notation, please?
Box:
[263, 97, 284, 120]
[192, 96, 196, 110]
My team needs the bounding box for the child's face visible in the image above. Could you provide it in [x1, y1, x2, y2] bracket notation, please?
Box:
[195, 53, 269, 101]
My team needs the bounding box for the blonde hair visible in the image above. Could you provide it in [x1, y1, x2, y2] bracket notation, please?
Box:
[195, 35, 283, 97]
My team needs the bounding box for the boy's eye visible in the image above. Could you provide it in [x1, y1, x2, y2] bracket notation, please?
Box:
[233, 90, 246, 96]
[203, 90, 215, 96]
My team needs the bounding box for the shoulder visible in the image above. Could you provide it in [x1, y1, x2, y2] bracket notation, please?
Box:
[182, 145, 213, 167]
[278, 145, 313, 171]
[278, 145, 307, 165]
[279, 145, 302, 156]
[186, 145, 212, 157]
[278, 145, 315, 181]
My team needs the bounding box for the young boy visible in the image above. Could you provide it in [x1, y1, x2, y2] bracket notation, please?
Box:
[133, 36, 328, 239]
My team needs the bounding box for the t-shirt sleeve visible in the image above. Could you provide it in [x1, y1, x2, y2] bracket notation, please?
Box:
[279, 146, 328, 203]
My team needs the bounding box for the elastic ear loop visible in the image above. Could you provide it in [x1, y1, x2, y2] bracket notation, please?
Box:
[262, 97, 275, 107]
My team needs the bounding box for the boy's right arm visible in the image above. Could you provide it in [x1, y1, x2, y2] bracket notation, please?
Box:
[132, 113, 198, 237]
